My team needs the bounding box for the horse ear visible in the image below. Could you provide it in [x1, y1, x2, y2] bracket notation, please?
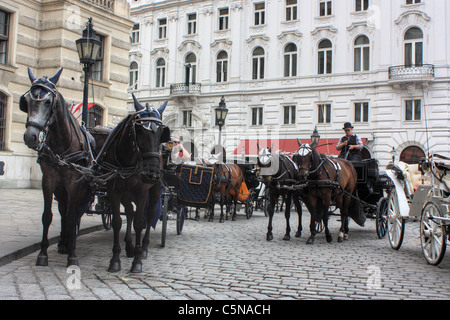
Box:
[49, 68, 63, 85]
[157, 100, 168, 117]
[27, 67, 36, 83]
[132, 93, 145, 112]
[297, 138, 302, 147]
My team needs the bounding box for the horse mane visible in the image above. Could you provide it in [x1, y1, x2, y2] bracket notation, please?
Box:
[308, 147, 325, 180]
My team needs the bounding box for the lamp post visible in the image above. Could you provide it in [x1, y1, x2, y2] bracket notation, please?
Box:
[311, 126, 321, 147]
[76, 17, 102, 126]
[215, 96, 228, 161]
[390, 146, 397, 163]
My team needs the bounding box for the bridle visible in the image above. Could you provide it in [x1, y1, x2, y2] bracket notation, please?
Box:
[21, 82, 58, 151]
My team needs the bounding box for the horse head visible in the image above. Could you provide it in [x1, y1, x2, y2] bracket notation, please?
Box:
[292, 143, 314, 181]
[257, 143, 274, 168]
[131, 94, 170, 183]
[20, 68, 63, 150]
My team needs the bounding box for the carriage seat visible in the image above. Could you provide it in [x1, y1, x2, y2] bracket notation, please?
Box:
[397, 161, 426, 195]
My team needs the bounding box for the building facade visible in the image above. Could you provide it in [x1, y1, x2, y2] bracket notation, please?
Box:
[129, 0, 449, 165]
[0, 0, 133, 188]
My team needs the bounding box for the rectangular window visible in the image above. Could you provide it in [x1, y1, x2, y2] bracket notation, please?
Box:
[283, 105, 296, 125]
[406, 0, 421, 4]
[355, 0, 369, 12]
[183, 110, 193, 127]
[318, 104, 331, 123]
[286, 0, 298, 21]
[219, 8, 229, 30]
[91, 35, 104, 81]
[187, 13, 197, 35]
[319, 0, 332, 16]
[131, 23, 140, 44]
[251, 107, 263, 126]
[158, 18, 167, 39]
[254, 2, 265, 26]
[0, 92, 6, 150]
[0, 10, 10, 65]
[354, 102, 369, 123]
[405, 100, 421, 121]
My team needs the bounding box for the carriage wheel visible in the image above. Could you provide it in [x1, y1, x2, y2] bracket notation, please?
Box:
[246, 193, 254, 219]
[387, 188, 405, 250]
[420, 201, 447, 266]
[177, 207, 187, 235]
[376, 197, 388, 239]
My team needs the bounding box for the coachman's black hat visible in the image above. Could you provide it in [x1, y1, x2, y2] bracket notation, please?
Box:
[343, 122, 354, 130]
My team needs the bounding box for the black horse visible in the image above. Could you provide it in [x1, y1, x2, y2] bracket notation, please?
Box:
[293, 142, 361, 244]
[96, 94, 170, 273]
[20, 68, 94, 267]
[257, 145, 303, 241]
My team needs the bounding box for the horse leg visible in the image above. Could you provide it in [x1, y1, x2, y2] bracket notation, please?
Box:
[54, 189, 68, 254]
[208, 193, 215, 222]
[323, 197, 333, 243]
[142, 186, 159, 260]
[131, 192, 148, 273]
[306, 196, 318, 244]
[266, 191, 276, 241]
[108, 194, 122, 273]
[283, 194, 292, 241]
[36, 179, 54, 266]
[293, 196, 302, 238]
[232, 195, 238, 221]
[123, 199, 135, 258]
[219, 193, 225, 223]
[66, 186, 83, 267]
[336, 194, 346, 243]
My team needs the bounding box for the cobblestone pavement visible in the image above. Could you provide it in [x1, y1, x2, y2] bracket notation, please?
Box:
[0, 193, 449, 301]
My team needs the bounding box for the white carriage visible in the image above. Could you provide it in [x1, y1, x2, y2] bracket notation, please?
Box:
[381, 154, 450, 266]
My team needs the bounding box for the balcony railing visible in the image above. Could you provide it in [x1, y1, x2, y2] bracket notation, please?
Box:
[389, 64, 435, 82]
[81, 0, 114, 12]
[170, 83, 202, 96]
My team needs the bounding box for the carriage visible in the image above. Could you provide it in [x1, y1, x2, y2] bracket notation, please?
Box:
[381, 153, 450, 266]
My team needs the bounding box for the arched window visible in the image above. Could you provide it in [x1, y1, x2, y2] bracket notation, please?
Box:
[284, 43, 298, 77]
[404, 27, 423, 67]
[216, 50, 228, 82]
[87, 105, 103, 128]
[129, 61, 138, 90]
[252, 47, 265, 80]
[155, 58, 166, 88]
[0, 91, 7, 150]
[318, 39, 332, 74]
[400, 146, 426, 164]
[354, 35, 370, 71]
[185, 53, 197, 84]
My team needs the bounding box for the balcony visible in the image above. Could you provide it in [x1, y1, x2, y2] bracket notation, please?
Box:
[170, 83, 202, 97]
[81, 0, 114, 12]
[388, 64, 435, 83]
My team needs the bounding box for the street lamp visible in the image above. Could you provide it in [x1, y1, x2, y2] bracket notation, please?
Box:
[311, 126, 321, 147]
[390, 146, 397, 163]
[76, 17, 102, 126]
[215, 96, 228, 161]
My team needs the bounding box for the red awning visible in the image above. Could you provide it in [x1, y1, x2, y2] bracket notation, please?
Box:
[233, 138, 367, 156]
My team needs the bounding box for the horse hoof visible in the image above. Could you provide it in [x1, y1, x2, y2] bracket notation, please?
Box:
[295, 231, 302, 238]
[326, 235, 333, 243]
[108, 261, 121, 273]
[67, 257, 79, 267]
[232, 216, 236, 221]
[208, 217, 213, 222]
[36, 255, 48, 267]
[306, 237, 314, 245]
[266, 234, 273, 241]
[344, 234, 349, 241]
[131, 262, 142, 273]
[283, 235, 291, 241]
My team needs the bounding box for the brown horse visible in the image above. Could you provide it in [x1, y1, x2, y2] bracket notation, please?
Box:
[20, 68, 94, 267]
[292, 142, 359, 244]
[207, 153, 244, 223]
[257, 145, 303, 241]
